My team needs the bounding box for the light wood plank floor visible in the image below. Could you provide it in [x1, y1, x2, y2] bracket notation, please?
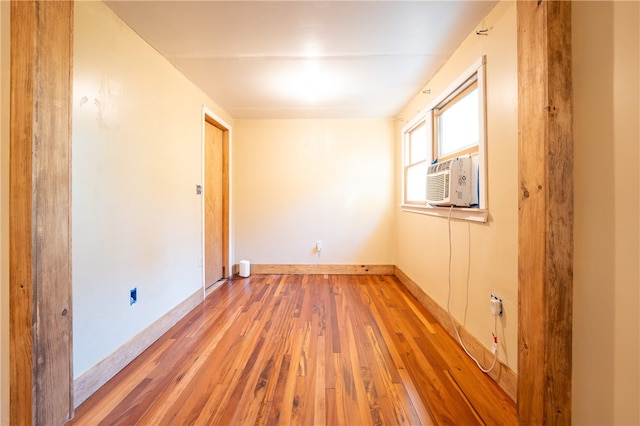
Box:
[69, 274, 516, 425]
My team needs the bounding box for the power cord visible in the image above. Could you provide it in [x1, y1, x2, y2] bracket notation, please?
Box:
[446, 206, 498, 373]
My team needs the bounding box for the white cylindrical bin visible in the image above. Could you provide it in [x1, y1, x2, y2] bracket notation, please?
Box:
[239, 260, 251, 277]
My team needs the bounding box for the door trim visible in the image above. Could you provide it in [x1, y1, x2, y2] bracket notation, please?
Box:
[201, 107, 232, 295]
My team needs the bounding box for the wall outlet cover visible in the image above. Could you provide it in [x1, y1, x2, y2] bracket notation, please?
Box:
[130, 288, 137, 306]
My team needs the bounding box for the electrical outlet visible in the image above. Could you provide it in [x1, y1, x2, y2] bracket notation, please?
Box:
[490, 293, 503, 316]
[130, 288, 137, 306]
[316, 240, 323, 254]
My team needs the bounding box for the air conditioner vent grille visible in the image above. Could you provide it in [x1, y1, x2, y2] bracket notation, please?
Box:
[426, 173, 449, 202]
[427, 160, 452, 175]
[425, 156, 472, 206]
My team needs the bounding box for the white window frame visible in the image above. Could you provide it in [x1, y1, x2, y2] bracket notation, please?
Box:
[433, 76, 479, 162]
[401, 56, 488, 223]
[402, 113, 431, 205]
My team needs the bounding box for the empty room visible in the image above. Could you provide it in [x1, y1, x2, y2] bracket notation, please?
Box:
[1, 0, 639, 425]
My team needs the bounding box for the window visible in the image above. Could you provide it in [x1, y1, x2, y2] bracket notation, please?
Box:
[403, 119, 429, 204]
[401, 57, 487, 222]
[434, 77, 479, 161]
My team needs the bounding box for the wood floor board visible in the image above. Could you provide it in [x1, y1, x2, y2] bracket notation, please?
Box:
[69, 274, 516, 425]
[344, 318, 375, 424]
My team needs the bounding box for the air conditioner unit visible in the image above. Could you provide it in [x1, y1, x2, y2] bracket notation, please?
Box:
[426, 156, 472, 206]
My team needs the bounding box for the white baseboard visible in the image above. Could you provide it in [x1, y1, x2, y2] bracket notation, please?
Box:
[73, 288, 204, 407]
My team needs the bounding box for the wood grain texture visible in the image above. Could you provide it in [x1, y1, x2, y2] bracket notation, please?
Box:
[204, 121, 224, 285]
[9, 2, 36, 423]
[250, 264, 395, 275]
[204, 114, 230, 278]
[221, 124, 230, 277]
[517, 1, 573, 424]
[69, 274, 516, 425]
[9, 1, 74, 424]
[394, 266, 518, 402]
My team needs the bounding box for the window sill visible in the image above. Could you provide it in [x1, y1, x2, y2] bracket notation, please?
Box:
[401, 204, 488, 223]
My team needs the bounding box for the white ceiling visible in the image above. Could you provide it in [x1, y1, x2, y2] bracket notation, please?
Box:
[105, 1, 498, 119]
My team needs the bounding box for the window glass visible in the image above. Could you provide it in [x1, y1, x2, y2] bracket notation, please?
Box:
[409, 121, 428, 163]
[437, 86, 479, 158]
[403, 118, 429, 204]
[406, 163, 427, 202]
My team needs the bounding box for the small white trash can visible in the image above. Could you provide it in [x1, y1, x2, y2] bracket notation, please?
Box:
[239, 260, 251, 277]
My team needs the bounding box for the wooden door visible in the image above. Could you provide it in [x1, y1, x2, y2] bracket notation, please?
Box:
[204, 121, 224, 286]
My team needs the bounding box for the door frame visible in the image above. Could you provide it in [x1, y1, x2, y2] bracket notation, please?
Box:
[6, 2, 574, 423]
[201, 107, 232, 293]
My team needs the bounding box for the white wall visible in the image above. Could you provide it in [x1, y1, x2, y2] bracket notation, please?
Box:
[394, 1, 518, 371]
[573, 2, 640, 424]
[73, 1, 233, 378]
[0, 1, 10, 424]
[233, 119, 394, 265]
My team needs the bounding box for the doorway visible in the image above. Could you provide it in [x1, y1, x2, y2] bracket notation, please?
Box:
[203, 112, 230, 289]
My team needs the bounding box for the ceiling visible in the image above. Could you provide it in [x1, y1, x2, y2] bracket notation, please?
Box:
[105, 1, 498, 119]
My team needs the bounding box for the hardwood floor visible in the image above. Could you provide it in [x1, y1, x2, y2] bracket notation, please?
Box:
[69, 274, 516, 425]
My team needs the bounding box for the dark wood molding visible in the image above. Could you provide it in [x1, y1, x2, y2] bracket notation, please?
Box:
[9, 1, 74, 424]
[517, 1, 573, 424]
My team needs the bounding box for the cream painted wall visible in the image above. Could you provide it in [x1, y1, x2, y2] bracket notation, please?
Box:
[3, 2, 637, 423]
[394, 1, 518, 371]
[0, 2, 9, 424]
[73, 2, 233, 378]
[233, 119, 394, 265]
[573, 2, 640, 424]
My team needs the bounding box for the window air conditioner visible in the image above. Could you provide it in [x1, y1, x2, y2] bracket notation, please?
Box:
[426, 156, 472, 207]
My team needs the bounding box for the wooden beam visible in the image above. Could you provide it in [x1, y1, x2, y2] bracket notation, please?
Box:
[517, 1, 573, 424]
[9, 1, 74, 424]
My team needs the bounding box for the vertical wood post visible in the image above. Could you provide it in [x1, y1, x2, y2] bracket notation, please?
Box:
[517, 1, 573, 424]
[9, 1, 74, 424]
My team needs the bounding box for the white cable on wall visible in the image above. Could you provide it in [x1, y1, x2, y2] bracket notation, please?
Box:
[446, 206, 497, 373]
